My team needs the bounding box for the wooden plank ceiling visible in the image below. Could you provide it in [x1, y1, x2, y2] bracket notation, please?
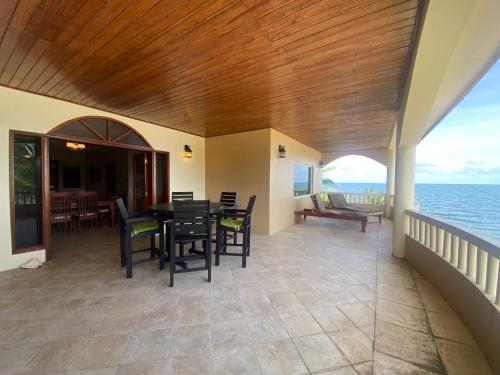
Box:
[0, 0, 421, 152]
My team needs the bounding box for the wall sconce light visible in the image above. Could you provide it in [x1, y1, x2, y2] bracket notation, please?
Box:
[278, 144, 287, 158]
[66, 142, 86, 151]
[319, 160, 324, 168]
[183, 145, 193, 158]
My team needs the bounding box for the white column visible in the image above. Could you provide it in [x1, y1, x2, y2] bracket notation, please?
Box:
[385, 147, 395, 217]
[392, 145, 416, 258]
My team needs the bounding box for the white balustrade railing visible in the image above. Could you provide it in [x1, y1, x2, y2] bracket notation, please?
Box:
[406, 209, 500, 307]
[323, 191, 386, 205]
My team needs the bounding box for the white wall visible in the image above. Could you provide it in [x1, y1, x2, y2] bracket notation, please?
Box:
[0, 87, 205, 272]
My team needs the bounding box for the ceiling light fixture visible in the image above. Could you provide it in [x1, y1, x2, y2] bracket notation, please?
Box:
[66, 142, 86, 151]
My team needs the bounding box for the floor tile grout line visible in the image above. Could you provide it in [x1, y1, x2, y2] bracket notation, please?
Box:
[409, 266, 447, 369]
[371, 220, 382, 375]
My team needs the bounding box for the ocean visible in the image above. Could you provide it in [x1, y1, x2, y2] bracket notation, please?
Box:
[322, 181, 500, 240]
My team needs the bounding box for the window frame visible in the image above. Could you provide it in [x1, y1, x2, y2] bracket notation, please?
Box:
[293, 162, 313, 198]
[9, 130, 48, 254]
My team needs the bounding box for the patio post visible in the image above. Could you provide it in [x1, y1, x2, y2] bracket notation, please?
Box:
[385, 147, 395, 217]
[392, 145, 416, 258]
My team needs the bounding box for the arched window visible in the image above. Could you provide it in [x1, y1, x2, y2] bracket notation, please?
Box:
[48, 116, 151, 149]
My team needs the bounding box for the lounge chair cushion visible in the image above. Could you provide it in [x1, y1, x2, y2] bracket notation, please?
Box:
[220, 218, 243, 230]
[131, 220, 158, 235]
[312, 193, 328, 213]
[328, 192, 383, 215]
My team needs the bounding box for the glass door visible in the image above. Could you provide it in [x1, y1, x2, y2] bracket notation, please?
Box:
[11, 133, 44, 251]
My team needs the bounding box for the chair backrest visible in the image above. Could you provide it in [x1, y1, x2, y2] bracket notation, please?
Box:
[245, 195, 256, 215]
[172, 200, 210, 240]
[311, 193, 326, 213]
[78, 191, 97, 213]
[219, 192, 238, 207]
[115, 197, 129, 221]
[50, 192, 72, 215]
[241, 195, 256, 225]
[328, 192, 349, 209]
[172, 191, 194, 201]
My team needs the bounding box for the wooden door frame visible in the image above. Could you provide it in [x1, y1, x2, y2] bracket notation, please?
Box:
[153, 151, 170, 204]
[9, 120, 170, 260]
[13, 132, 170, 261]
[8, 130, 49, 255]
[132, 152, 153, 211]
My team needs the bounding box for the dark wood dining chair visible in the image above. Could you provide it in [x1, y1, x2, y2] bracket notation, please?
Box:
[212, 192, 238, 242]
[219, 192, 238, 207]
[97, 205, 112, 227]
[116, 198, 164, 278]
[168, 200, 211, 287]
[50, 192, 72, 233]
[172, 191, 194, 201]
[215, 195, 256, 268]
[72, 191, 98, 231]
[172, 191, 195, 253]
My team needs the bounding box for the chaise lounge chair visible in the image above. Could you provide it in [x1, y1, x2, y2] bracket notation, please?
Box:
[327, 192, 383, 223]
[294, 193, 369, 232]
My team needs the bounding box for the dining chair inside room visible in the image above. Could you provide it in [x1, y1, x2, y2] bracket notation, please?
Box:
[97, 205, 112, 227]
[72, 191, 98, 231]
[50, 192, 73, 233]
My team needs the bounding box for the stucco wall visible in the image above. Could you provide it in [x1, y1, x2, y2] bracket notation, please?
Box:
[205, 129, 271, 235]
[269, 129, 321, 234]
[0, 87, 205, 272]
[205, 128, 321, 235]
[405, 236, 500, 374]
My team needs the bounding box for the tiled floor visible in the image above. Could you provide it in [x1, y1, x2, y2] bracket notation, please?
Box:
[0, 218, 493, 374]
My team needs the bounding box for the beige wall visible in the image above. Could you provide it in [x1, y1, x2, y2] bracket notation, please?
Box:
[269, 129, 321, 234]
[205, 128, 321, 235]
[205, 129, 271, 235]
[0, 87, 205, 271]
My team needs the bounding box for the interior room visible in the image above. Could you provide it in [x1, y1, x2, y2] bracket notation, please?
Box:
[47, 135, 169, 260]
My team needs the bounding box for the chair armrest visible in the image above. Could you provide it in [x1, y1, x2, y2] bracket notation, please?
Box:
[219, 212, 247, 219]
[126, 216, 156, 224]
[129, 212, 153, 219]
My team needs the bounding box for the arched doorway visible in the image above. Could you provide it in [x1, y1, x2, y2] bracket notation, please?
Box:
[42, 116, 169, 260]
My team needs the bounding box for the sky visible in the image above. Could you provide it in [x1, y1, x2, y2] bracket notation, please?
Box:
[324, 60, 500, 184]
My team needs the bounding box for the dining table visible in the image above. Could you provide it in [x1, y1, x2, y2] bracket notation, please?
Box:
[148, 201, 234, 217]
[148, 201, 237, 260]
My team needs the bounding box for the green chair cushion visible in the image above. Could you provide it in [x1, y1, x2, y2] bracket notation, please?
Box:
[220, 218, 243, 230]
[131, 220, 158, 236]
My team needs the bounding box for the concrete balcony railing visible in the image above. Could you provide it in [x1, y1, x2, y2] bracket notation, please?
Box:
[405, 209, 500, 373]
[406, 209, 500, 306]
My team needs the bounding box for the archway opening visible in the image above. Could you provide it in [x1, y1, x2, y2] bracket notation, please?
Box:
[322, 155, 387, 194]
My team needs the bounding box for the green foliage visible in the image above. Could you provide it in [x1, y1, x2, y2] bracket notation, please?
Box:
[14, 143, 38, 192]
